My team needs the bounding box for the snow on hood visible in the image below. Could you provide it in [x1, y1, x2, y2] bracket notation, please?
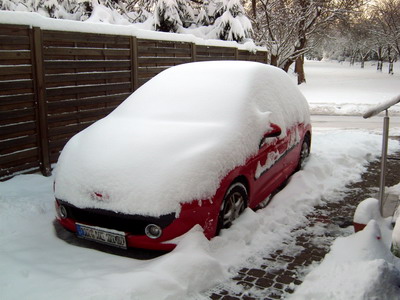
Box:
[54, 61, 310, 216]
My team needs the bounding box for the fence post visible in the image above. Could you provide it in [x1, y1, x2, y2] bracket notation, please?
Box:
[235, 48, 239, 60]
[130, 36, 139, 91]
[379, 110, 390, 216]
[32, 27, 51, 176]
[191, 43, 197, 62]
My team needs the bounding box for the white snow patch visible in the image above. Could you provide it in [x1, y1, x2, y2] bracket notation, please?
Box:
[298, 60, 400, 116]
[290, 221, 400, 300]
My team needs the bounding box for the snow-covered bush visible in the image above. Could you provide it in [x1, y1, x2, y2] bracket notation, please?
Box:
[0, 0, 255, 44]
[211, 0, 252, 42]
[0, 0, 91, 20]
[85, 2, 131, 25]
[196, 5, 210, 26]
[153, 0, 182, 33]
[176, 0, 195, 28]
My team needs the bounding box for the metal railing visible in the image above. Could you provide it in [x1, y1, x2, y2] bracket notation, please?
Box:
[363, 94, 400, 216]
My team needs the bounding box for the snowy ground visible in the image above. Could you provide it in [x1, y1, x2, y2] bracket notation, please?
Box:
[299, 60, 400, 116]
[1, 60, 400, 300]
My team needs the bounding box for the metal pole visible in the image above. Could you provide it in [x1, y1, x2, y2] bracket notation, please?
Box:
[379, 110, 390, 216]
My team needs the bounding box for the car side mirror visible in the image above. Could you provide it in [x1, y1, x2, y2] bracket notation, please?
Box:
[263, 123, 282, 138]
[259, 123, 282, 148]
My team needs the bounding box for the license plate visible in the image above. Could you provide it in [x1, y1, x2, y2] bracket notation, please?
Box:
[76, 223, 127, 249]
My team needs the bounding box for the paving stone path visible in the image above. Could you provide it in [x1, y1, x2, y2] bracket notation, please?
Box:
[203, 151, 400, 300]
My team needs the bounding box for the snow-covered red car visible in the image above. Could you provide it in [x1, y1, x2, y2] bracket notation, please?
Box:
[54, 61, 311, 251]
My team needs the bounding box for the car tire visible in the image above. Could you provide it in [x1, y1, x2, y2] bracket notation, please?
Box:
[216, 182, 248, 234]
[296, 136, 310, 171]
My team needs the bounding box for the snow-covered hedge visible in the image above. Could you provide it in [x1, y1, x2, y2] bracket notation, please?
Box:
[0, 0, 254, 44]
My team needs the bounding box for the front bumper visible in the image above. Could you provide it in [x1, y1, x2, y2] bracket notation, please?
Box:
[55, 199, 217, 251]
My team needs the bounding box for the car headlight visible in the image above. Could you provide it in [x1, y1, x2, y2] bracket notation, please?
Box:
[145, 224, 162, 239]
[56, 202, 68, 219]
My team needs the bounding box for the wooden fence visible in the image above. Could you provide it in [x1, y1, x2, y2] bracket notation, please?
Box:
[0, 23, 268, 180]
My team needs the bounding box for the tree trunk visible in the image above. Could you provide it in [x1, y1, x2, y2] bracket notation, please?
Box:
[270, 54, 278, 67]
[377, 60, 383, 71]
[282, 61, 291, 72]
[376, 46, 383, 72]
[295, 55, 306, 85]
[389, 61, 394, 75]
[387, 45, 394, 75]
[252, 0, 257, 17]
[361, 60, 364, 68]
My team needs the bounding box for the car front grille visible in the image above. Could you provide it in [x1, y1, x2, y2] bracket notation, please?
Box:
[58, 200, 175, 235]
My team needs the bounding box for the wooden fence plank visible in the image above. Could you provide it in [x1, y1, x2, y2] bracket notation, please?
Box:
[0, 24, 31, 35]
[45, 70, 131, 84]
[46, 82, 131, 97]
[0, 108, 35, 121]
[0, 135, 38, 153]
[0, 51, 31, 60]
[44, 47, 130, 57]
[196, 46, 236, 55]
[138, 46, 191, 55]
[47, 106, 116, 123]
[0, 79, 33, 91]
[44, 60, 131, 69]
[43, 30, 131, 45]
[48, 122, 94, 137]
[47, 93, 130, 110]
[196, 56, 236, 62]
[0, 35, 30, 45]
[0, 94, 35, 106]
[138, 57, 192, 64]
[0, 66, 32, 76]
[0, 148, 39, 165]
[0, 121, 36, 136]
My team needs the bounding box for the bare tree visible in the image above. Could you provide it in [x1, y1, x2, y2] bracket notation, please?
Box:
[250, 0, 365, 84]
[370, 0, 400, 74]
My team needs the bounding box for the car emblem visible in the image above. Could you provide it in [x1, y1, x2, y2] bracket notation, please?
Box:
[91, 191, 109, 202]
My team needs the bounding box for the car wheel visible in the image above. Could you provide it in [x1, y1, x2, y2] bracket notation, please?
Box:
[297, 136, 310, 170]
[216, 182, 248, 234]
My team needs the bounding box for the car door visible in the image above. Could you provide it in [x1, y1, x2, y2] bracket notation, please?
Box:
[249, 128, 289, 207]
[282, 124, 303, 177]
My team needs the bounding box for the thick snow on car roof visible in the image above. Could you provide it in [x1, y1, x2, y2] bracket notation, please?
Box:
[54, 61, 310, 216]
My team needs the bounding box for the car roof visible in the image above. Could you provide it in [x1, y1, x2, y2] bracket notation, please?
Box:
[112, 61, 309, 130]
